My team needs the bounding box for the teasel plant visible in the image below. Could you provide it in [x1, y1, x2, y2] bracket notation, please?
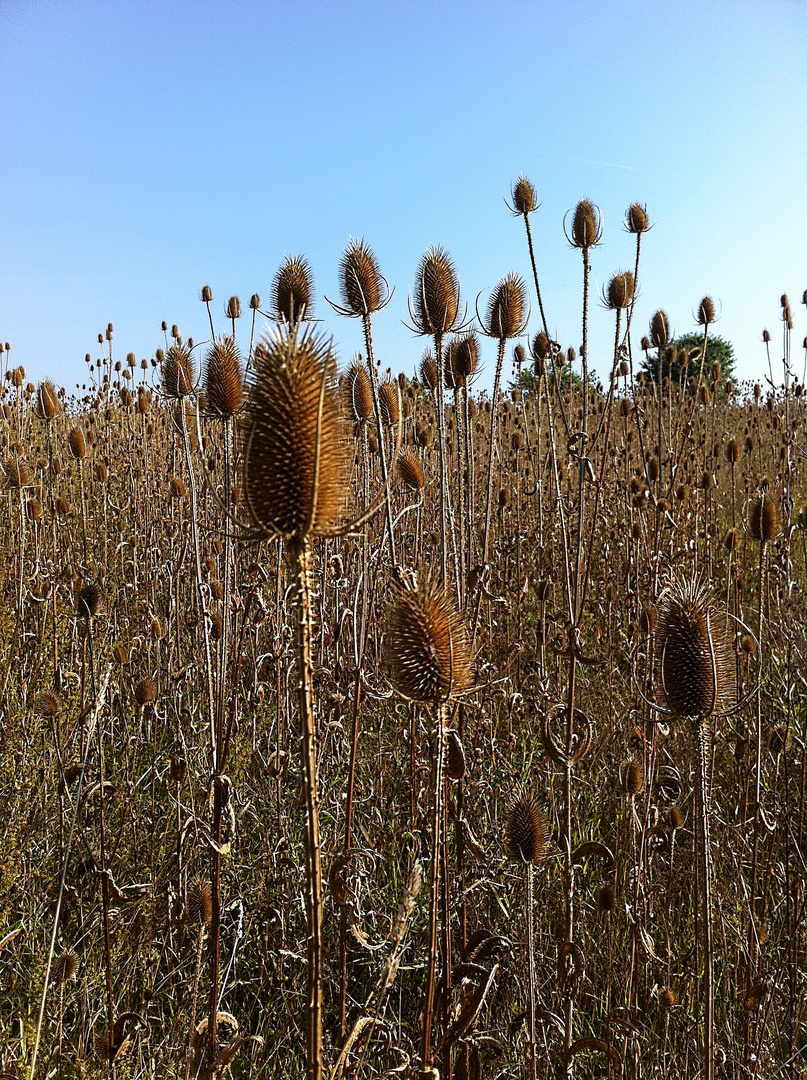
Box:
[233, 324, 400, 1080]
[637, 573, 760, 1080]
[506, 790, 548, 1080]
[385, 573, 472, 1078]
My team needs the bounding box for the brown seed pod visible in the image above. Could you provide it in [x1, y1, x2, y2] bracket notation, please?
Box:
[77, 582, 103, 619]
[506, 791, 547, 864]
[411, 246, 461, 334]
[749, 491, 779, 542]
[36, 379, 61, 420]
[347, 362, 373, 421]
[134, 676, 157, 707]
[596, 884, 615, 916]
[397, 451, 424, 491]
[162, 343, 195, 398]
[378, 381, 399, 426]
[624, 759, 644, 796]
[659, 987, 676, 1010]
[511, 174, 538, 215]
[725, 438, 741, 463]
[186, 878, 213, 927]
[605, 270, 634, 311]
[568, 198, 602, 248]
[169, 477, 187, 499]
[669, 805, 684, 830]
[339, 238, 385, 315]
[483, 272, 529, 339]
[649, 310, 670, 349]
[52, 950, 78, 984]
[419, 350, 438, 390]
[170, 752, 187, 782]
[625, 203, 649, 234]
[243, 327, 348, 539]
[445, 730, 466, 779]
[385, 576, 472, 705]
[696, 296, 715, 326]
[36, 691, 61, 718]
[655, 576, 735, 719]
[2, 456, 33, 489]
[204, 336, 243, 416]
[271, 254, 315, 324]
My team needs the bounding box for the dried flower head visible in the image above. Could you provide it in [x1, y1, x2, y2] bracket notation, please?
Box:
[482, 272, 529, 339]
[511, 175, 539, 216]
[52, 950, 78, 984]
[397, 451, 424, 491]
[650, 311, 670, 349]
[697, 296, 715, 326]
[271, 254, 315, 324]
[36, 379, 61, 421]
[134, 676, 157, 707]
[625, 203, 649, 234]
[506, 791, 547, 864]
[655, 576, 735, 719]
[204, 337, 243, 416]
[606, 270, 635, 311]
[2, 457, 33, 489]
[339, 238, 386, 315]
[749, 491, 780, 543]
[568, 198, 602, 248]
[411, 246, 462, 335]
[162, 343, 195, 398]
[77, 582, 103, 619]
[186, 878, 213, 927]
[386, 576, 472, 705]
[243, 327, 348, 540]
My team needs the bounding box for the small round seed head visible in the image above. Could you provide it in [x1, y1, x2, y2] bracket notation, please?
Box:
[596, 884, 615, 916]
[506, 791, 547, 864]
[412, 246, 461, 334]
[397, 451, 424, 491]
[204, 337, 243, 416]
[725, 438, 741, 463]
[511, 175, 538, 215]
[77, 582, 103, 619]
[419, 350, 438, 390]
[36, 691, 61, 718]
[379, 381, 399, 426]
[650, 311, 670, 349]
[243, 327, 348, 540]
[346, 361, 373, 421]
[696, 296, 715, 326]
[186, 878, 213, 927]
[386, 576, 472, 705]
[659, 987, 676, 1010]
[569, 198, 602, 248]
[162, 343, 195, 398]
[606, 270, 634, 311]
[483, 272, 528, 339]
[749, 492, 780, 542]
[36, 379, 61, 420]
[271, 254, 315, 324]
[655, 576, 735, 719]
[624, 759, 644, 796]
[339, 238, 385, 315]
[52, 950, 78, 984]
[225, 295, 242, 320]
[626, 203, 649, 234]
[170, 751, 187, 781]
[453, 332, 480, 383]
[200, 284, 213, 303]
[134, 676, 157, 707]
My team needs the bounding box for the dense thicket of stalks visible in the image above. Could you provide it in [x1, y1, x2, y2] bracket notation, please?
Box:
[1, 204, 806, 1080]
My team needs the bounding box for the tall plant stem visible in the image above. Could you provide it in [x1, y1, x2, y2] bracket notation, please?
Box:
[288, 536, 324, 1080]
[694, 718, 715, 1080]
[421, 704, 447, 1072]
[525, 863, 538, 1080]
[360, 315, 397, 565]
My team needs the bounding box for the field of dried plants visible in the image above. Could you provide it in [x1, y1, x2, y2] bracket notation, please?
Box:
[1, 183, 806, 1080]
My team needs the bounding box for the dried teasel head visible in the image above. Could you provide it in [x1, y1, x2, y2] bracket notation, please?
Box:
[52, 950, 78, 984]
[605, 270, 635, 311]
[397, 451, 424, 491]
[162, 343, 195, 398]
[650, 310, 670, 349]
[625, 202, 649, 234]
[567, 198, 602, 248]
[339, 238, 386, 315]
[77, 581, 104, 619]
[36, 379, 61, 421]
[204, 336, 243, 416]
[67, 425, 86, 460]
[379, 380, 400, 426]
[411, 246, 462, 335]
[506, 790, 547, 864]
[134, 676, 157, 707]
[749, 490, 780, 543]
[243, 327, 348, 540]
[385, 575, 472, 705]
[272, 254, 315, 325]
[419, 349, 438, 390]
[696, 296, 715, 326]
[346, 360, 373, 422]
[482, 272, 529, 339]
[510, 174, 539, 216]
[2, 456, 33, 489]
[655, 576, 735, 719]
[624, 759, 644, 796]
[186, 878, 213, 927]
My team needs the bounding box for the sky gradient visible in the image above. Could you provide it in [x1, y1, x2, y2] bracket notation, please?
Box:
[1, 0, 805, 395]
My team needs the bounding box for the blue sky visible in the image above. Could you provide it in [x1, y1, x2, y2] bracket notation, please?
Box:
[1, 0, 805, 394]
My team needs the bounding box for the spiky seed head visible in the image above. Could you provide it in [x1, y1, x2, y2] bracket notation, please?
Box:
[243, 328, 348, 540]
[200, 284, 213, 302]
[339, 238, 384, 315]
[2, 457, 33, 489]
[650, 311, 670, 349]
[52, 950, 78, 984]
[225, 295, 242, 320]
[484, 272, 528, 339]
[511, 175, 538, 215]
[569, 199, 601, 248]
[271, 255, 315, 324]
[397, 451, 424, 491]
[596, 884, 615, 915]
[170, 752, 187, 781]
[624, 759, 644, 795]
[655, 576, 735, 719]
[162, 343, 195, 398]
[36, 379, 60, 420]
[134, 676, 157, 706]
[26, 497, 42, 521]
[379, 381, 399, 426]
[169, 477, 186, 499]
[506, 791, 547, 864]
[77, 582, 103, 619]
[606, 270, 634, 311]
[419, 350, 438, 390]
[626, 203, 649, 234]
[669, 805, 684, 829]
[385, 576, 472, 705]
[446, 730, 466, 779]
[696, 296, 715, 326]
[347, 361, 373, 421]
[659, 988, 676, 1010]
[36, 691, 60, 718]
[186, 878, 213, 927]
[204, 337, 243, 416]
[749, 492, 779, 542]
[725, 438, 741, 463]
[412, 246, 461, 334]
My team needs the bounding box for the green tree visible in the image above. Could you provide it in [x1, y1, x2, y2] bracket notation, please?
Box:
[642, 332, 735, 387]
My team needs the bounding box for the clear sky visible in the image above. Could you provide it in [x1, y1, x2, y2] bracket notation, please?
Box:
[1, 0, 805, 395]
